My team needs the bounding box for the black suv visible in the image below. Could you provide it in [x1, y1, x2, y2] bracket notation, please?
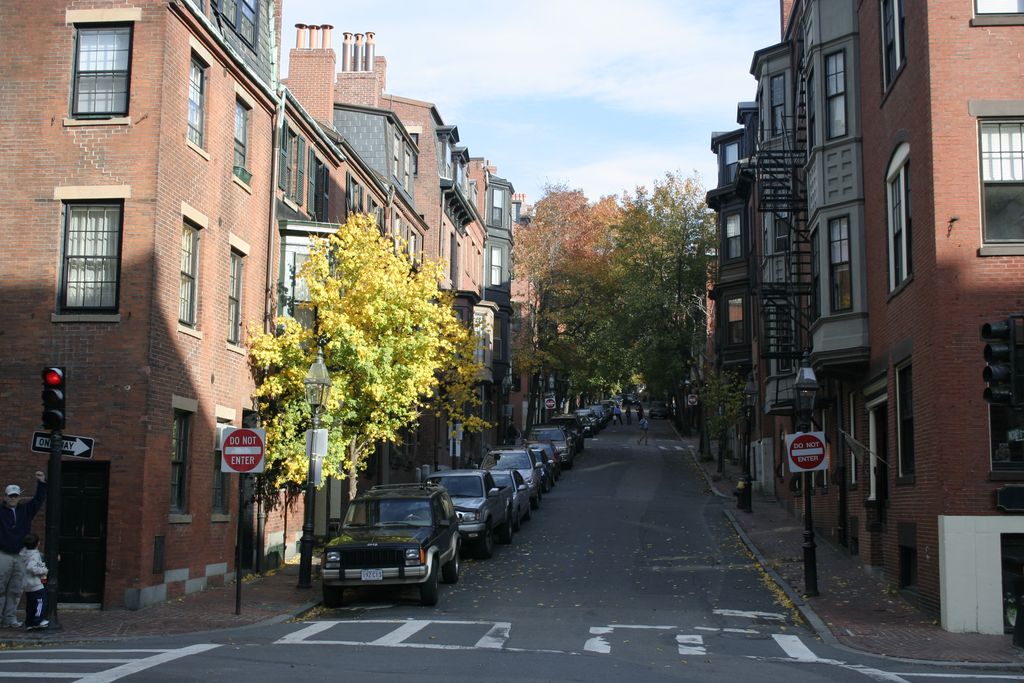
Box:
[320, 482, 461, 607]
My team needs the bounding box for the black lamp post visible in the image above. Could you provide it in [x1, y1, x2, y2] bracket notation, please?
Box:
[794, 351, 820, 597]
[298, 349, 331, 590]
[741, 377, 757, 513]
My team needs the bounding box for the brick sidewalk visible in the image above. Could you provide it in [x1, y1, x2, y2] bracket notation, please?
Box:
[691, 437, 1024, 665]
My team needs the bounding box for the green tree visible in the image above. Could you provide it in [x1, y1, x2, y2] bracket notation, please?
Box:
[248, 215, 485, 500]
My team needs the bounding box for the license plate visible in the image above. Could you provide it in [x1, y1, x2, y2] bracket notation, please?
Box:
[360, 569, 383, 581]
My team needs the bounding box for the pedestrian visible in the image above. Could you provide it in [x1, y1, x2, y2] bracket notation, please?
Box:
[0, 472, 46, 629]
[20, 534, 48, 630]
[637, 402, 645, 422]
[625, 402, 633, 425]
[637, 417, 649, 445]
[612, 403, 622, 425]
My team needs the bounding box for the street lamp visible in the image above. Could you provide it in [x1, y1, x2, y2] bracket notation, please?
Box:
[794, 351, 820, 597]
[741, 377, 758, 513]
[298, 349, 331, 590]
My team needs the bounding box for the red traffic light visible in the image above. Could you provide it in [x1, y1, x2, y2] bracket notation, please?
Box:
[42, 368, 63, 387]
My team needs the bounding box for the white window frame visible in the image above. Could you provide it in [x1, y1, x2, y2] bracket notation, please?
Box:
[825, 50, 847, 139]
[725, 213, 742, 260]
[881, 0, 906, 89]
[977, 0, 1024, 13]
[187, 54, 207, 148]
[886, 143, 911, 291]
[180, 221, 201, 326]
[489, 245, 502, 287]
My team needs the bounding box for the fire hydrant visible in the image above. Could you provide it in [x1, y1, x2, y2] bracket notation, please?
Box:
[734, 475, 752, 513]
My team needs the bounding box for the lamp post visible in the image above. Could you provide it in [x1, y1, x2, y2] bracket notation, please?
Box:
[741, 377, 757, 513]
[298, 349, 332, 590]
[794, 351, 820, 597]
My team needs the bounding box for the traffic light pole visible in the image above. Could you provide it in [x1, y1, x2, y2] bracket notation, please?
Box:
[44, 428, 62, 630]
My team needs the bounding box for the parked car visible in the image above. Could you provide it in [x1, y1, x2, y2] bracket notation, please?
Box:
[425, 470, 513, 558]
[574, 409, 599, 436]
[649, 400, 670, 419]
[526, 442, 556, 492]
[490, 469, 531, 531]
[588, 404, 609, 427]
[548, 413, 585, 453]
[525, 424, 575, 470]
[481, 447, 543, 509]
[320, 482, 461, 608]
[528, 440, 562, 480]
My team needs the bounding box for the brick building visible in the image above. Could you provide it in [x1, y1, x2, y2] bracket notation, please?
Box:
[707, 0, 1024, 633]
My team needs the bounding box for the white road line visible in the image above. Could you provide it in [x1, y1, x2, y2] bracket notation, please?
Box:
[675, 446, 685, 451]
[713, 608, 787, 621]
[676, 634, 705, 655]
[0, 673, 80, 678]
[584, 624, 676, 655]
[694, 626, 759, 634]
[772, 634, 818, 661]
[0, 659, 136, 664]
[76, 644, 221, 683]
[370, 620, 430, 646]
[274, 620, 338, 644]
[900, 675, 1024, 680]
[475, 622, 511, 649]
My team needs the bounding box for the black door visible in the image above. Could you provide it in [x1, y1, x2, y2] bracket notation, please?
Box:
[58, 461, 108, 604]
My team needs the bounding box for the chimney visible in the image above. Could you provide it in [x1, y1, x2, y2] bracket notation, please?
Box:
[322, 25, 333, 50]
[365, 32, 375, 72]
[342, 32, 352, 71]
[286, 22, 337, 125]
[353, 33, 364, 72]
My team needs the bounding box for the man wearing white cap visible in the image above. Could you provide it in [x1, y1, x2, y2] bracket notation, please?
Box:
[0, 472, 46, 628]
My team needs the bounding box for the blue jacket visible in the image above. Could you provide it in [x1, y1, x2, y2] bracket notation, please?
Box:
[0, 482, 47, 554]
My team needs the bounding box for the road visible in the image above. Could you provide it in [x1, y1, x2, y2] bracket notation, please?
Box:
[0, 419, 1018, 681]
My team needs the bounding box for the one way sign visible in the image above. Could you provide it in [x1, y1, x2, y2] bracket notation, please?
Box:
[31, 432, 95, 459]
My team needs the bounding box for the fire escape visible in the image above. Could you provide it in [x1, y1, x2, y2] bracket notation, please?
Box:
[755, 71, 811, 364]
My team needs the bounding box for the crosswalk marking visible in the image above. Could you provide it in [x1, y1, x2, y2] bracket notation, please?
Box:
[772, 634, 818, 661]
[370, 620, 430, 646]
[676, 634, 705, 655]
[713, 608, 786, 621]
[275, 619, 513, 651]
[0, 645, 221, 682]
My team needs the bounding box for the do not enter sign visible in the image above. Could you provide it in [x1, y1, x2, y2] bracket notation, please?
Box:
[785, 431, 828, 473]
[221, 428, 266, 473]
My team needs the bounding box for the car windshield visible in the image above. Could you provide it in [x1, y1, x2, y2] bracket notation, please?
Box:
[489, 451, 533, 470]
[491, 471, 515, 488]
[429, 476, 484, 498]
[529, 428, 564, 441]
[343, 499, 433, 528]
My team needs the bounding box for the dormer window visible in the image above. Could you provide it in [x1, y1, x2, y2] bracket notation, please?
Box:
[723, 142, 739, 183]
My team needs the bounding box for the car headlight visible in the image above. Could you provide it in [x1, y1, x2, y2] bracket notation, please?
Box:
[326, 550, 341, 562]
[457, 510, 479, 522]
[405, 547, 425, 566]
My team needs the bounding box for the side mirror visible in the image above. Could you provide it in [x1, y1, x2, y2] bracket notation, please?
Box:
[488, 487, 500, 498]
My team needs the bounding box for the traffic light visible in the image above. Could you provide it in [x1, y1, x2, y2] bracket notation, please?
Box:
[41, 367, 65, 430]
[982, 318, 1024, 405]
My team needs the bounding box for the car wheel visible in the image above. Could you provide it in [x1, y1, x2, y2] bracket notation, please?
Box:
[441, 545, 460, 584]
[524, 502, 532, 520]
[477, 525, 495, 559]
[529, 493, 539, 511]
[498, 512, 513, 544]
[419, 558, 440, 606]
[512, 506, 521, 532]
[322, 585, 344, 608]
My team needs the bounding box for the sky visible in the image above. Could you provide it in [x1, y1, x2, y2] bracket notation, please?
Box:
[280, 0, 782, 204]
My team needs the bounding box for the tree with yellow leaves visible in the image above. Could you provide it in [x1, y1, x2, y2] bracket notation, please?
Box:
[248, 214, 485, 501]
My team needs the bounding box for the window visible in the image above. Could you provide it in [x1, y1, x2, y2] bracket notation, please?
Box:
[806, 69, 816, 149]
[233, 99, 249, 174]
[449, 233, 459, 283]
[881, 0, 906, 89]
[72, 25, 132, 117]
[213, 424, 229, 514]
[978, 0, 1024, 12]
[408, 231, 419, 264]
[187, 55, 207, 147]
[811, 227, 821, 321]
[897, 364, 915, 476]
[239, 0, 257, 46]
[887, 144, 912, 290]
[61, 203, 123, 311]
[410, 133, 419, 175]
[492, 188, 505, 225]
[724, 213, 741, 260]
[825, 51, 846, 139]
[770, 74, 786, 137]
[489, 245, 502, 286]
[345, 172, 364, 216]
[179, 222, 200, 326]
[404, 151, 412, 192]
[727, 297, 744, 344]
[280, 129, 306, 205]
[980, 122, 1024, 242]
[829, 216, 852, 311]
[393, 134, 401, 180]
[171, 410, 191, 513]
[221, 0, 237, 24]
[723, 142, 739, 183]
[228, 251, 242, 345]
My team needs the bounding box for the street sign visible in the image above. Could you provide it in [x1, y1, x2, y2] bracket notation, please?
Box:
[30, 432, 94, 459]
[544, 397, 556, 410]
[221, 428, 266, 473]
[687, 394, 698, 406]
[785, 431, 828, 473]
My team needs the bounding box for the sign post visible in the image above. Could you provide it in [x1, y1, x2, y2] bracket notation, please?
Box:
[221, 428, 266, 615]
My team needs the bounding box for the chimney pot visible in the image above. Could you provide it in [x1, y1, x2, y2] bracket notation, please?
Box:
[342, 32, 352, 71]
[295, 23, 307, 49]
[353, 33, 364, 71]
[309, 25, 321, 49]
[365, 31, 375, 72]
[322, 25, 334, 50]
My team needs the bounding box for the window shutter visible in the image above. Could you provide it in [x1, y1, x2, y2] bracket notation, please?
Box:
[278, 131, 288, 191]
[296, 137, 306, 205]
[307, 149, 316, 216]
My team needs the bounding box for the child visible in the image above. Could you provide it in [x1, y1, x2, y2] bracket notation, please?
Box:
[637, 417, 650, 445]
[20, 534, 48, 630]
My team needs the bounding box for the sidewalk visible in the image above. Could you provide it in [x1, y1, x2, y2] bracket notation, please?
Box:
[0, 563, 319, 645]
[689, 435, 1024, 665]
